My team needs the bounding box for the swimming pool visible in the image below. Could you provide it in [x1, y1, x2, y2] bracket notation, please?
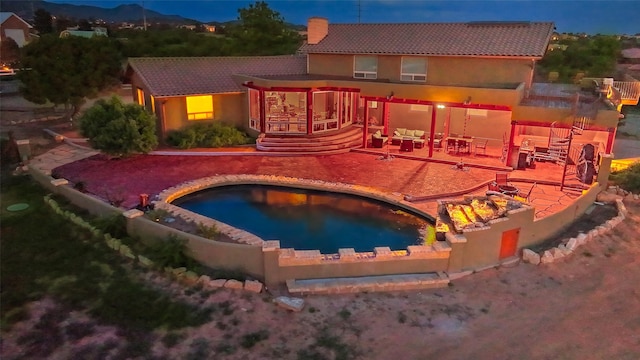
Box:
[172, 184, 434, 254]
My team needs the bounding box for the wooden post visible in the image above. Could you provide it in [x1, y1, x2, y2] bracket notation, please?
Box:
[362, 100, 370, 148]
[307, 90, 313, 135]
[505, 122, 516, 167]
[259, 90, 266, 133]
[428, 105, 437, 158]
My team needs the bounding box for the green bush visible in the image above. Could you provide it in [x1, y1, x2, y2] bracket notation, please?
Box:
[148, 234, 198, 269]
[610, 161, 640, 193]
[79, 96, 158, 157]
[165, 122, 251, 149]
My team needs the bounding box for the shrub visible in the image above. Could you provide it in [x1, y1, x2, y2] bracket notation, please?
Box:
[196, 222, 219, 239]
[79, 96, 158, 157]
[148, 234, 198, 269]
[609, 161, 640, 193]
[240, 329, 269, 349]
[165, 122, 251, 149]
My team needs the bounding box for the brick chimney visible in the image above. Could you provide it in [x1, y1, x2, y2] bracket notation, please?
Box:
[307, 17, 329, 45]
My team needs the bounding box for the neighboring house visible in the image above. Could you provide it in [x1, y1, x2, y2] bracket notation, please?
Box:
[0, 12, 32, 47]
[203, 24, 216, 33]
[622, 48, 640, 64]
[128, 17, 640, 175]
[60, 26, 108, 39]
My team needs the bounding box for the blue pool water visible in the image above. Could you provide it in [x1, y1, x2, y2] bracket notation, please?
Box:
[172, 185, 434, 254]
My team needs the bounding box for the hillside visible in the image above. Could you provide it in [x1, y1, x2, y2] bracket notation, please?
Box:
[0, 0, 194, 23]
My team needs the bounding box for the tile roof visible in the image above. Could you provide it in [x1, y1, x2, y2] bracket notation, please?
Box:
[299, 22, 555, 58]
[622, 48, 640, 59]
[127, 55, 307, 97]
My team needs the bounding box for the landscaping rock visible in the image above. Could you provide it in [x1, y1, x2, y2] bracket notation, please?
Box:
[540, 250, 554, 264]
[566, 238, 579, 251]
[275, 296, 305, 312]
[183, 271, 199, 285]
[209, 279, 227, 288]
[522, 249, 541, 265]
[244, 280, 263, 293]
[197, 275, 211, 284]
[223, 279, 244, 290]
[172, 267, 187, 276]
[137, 255, 154, 267]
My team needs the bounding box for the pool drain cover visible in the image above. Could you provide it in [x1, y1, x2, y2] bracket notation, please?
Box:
[7, 203, 29, 212]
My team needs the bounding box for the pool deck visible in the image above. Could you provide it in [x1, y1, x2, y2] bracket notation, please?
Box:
[31, 135, 580, 221]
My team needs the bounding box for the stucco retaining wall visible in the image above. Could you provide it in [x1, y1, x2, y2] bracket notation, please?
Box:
[29, 163, 615, 288]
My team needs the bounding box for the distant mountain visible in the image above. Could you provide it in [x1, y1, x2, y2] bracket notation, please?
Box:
[0, 0, 197, 23]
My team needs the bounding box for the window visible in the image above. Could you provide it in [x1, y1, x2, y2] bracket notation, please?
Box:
[401, 57, 427, 82]
[186, 95, 213, 120]
[354, 56, 377, 79]
[136, 88, 145, 106]
[150, 95, 156, 114]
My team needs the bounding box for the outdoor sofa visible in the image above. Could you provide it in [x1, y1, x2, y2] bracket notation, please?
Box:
[392, 128, 427, 148]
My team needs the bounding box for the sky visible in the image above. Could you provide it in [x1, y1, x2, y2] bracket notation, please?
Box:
[49, 0, 640, 35]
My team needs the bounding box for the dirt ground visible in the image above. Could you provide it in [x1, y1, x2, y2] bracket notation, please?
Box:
[1, 200, 639, 359]
[2, 93, 640, 359]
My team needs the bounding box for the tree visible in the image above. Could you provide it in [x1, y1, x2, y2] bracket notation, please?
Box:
[79, 96, 158, 157]
[0, 37, 20, 66]
[33, 8, 53, 35]
[538, 35, 621, 83]
[16, 35, 122, 114]
[225, 1, 302, 56]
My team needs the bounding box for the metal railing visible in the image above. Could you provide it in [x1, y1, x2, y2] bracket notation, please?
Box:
[613, 81, 640, 103]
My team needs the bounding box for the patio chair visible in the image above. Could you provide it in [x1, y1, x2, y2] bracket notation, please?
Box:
[400, 138, 414, 152]
[457, 139, 470, 154]
[446, 138, 457, 153]
[495, 172, 510, 186]
[475, 139, 488, 156]
[514, 182, 536, 203]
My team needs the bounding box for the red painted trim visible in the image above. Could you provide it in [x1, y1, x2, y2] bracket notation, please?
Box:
[259, 90, 266, 132]
[506, 123, 516, 167]
[360, 96, 511, 111]
[306, 91, 313, 135]
[429, 105, 437, 158]
[382, 101, 389, 135]
[316, 87, 361, 92]
[606, 127, 616, 154]
[267, 87, 311, 92]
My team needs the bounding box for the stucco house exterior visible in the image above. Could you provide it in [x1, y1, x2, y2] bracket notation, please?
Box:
[128, 18, 640, 181]
[0, 12, 32, 47]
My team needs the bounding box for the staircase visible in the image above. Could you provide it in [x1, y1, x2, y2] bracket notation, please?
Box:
[534, 122, 570, 166]
[286, 272, 450, 295]
[256, 127, 362, 153]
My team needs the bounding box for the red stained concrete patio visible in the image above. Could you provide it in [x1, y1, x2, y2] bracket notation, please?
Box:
[42, 142, 582, 220]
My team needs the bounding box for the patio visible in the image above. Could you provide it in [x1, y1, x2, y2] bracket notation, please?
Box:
[45, 142, 579, 222]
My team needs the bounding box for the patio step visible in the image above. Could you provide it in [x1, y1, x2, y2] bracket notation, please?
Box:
[286, 272, 450, 295]
[257, 127, 362, 153]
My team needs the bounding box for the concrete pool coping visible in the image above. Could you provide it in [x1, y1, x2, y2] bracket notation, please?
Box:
[153, 174, 437, 253]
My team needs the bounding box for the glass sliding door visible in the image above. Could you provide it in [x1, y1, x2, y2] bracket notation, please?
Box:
[341, 92, 355, 127]
[265, 91, 307, 134]
[312, 91, 340, 133]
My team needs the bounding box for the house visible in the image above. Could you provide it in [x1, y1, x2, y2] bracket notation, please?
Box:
[621, 48, 640, 64]
[60, 26, 108, 39]
[128, 17, 640, 182]
[0, 12, 32, 47]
